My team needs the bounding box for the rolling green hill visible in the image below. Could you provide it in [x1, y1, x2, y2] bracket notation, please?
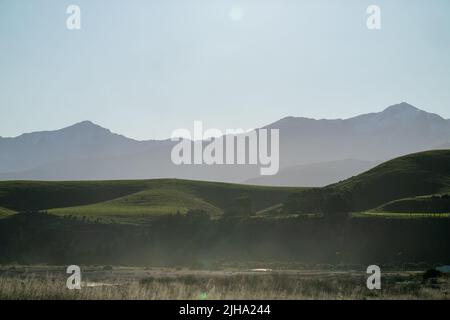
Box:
[50, 187, 224, 222]
[284, 150, 450, 214]
[327, 150, 450, 211]
[0, 180, 150, 212]
[1, 150, 449, 222]
[0, 179, 301, 223]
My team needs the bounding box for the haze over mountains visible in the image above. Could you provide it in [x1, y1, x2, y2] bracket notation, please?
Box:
[246, 159, 381, 187]
[1, 102, 449, 186]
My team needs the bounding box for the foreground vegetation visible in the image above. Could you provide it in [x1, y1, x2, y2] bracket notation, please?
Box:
[0, 266, 449, 300]
[1, 211, 450, 266]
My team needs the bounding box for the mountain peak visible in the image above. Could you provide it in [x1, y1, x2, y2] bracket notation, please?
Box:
[64, 120, 111, 133]
[382, 102, 420, 114]
[70, 120, 102, 128]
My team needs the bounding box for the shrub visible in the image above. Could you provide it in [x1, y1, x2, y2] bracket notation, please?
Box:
[423, 269, 442, 281]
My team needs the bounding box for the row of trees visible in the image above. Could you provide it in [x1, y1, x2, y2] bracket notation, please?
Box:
[283, 189, 353, 215]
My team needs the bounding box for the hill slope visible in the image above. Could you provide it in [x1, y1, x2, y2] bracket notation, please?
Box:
[328, 150, 450, 211]
[1, 150, 449, 222]
[0, 179, 301, 223]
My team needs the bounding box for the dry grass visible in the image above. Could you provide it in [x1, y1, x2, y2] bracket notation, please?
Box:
[0, 267, 449, 300]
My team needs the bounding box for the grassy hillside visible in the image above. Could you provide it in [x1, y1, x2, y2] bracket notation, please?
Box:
[0, 179, 301, 223]
[1, 152, 450, 265]
[0, 180, 150, 211]
[283, 150, 450, 214]
[1, 150, 449, 222]
[50, 187, 223, 222]
[327, 150, 450, 211]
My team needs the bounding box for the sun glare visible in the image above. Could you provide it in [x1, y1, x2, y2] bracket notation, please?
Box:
[229, 6, 244, 21]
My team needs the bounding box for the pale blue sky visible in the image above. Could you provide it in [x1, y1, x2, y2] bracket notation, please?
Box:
[1, 0, 449, 140]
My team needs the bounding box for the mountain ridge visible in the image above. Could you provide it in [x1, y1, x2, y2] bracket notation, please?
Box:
[1, 102, 450, 185]
[2, 102, 447, 141]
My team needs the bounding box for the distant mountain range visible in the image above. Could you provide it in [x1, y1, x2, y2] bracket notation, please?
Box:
[1, 102, 449, 186]
[245, 159, 381, 187]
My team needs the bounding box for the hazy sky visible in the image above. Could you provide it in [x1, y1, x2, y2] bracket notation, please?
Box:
[1, 0, 450, 140]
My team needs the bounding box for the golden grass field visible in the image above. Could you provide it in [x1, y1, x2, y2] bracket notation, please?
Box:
[0, 266, 449, 300]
